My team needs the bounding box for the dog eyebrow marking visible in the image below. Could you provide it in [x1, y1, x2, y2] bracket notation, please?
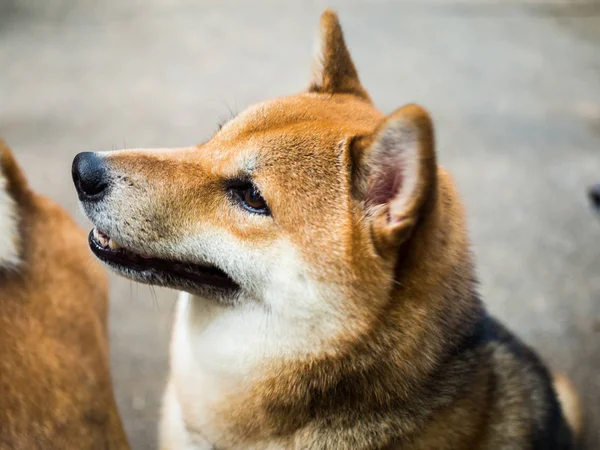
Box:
[239, 154, 258, 175]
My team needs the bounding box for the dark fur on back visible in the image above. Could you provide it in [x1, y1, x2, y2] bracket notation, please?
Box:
[481, 317, 573, 449]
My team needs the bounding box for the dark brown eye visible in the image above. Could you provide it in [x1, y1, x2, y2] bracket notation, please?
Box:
[229, 181, 270, 215]
[244, 186, 266, 211]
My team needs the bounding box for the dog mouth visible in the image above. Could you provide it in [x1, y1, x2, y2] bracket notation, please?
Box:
[88, 228, 238, 291]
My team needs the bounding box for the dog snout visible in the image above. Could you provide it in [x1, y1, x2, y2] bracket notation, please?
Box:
[72, 152, 109, 201]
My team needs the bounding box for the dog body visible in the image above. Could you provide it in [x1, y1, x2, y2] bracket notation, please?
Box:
[73, 11, 581, 450]
[0, 141, 129, 449]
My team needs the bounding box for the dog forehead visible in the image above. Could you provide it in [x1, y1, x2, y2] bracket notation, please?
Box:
[205, 94, 382, 171]
[219, 94, 381, 141]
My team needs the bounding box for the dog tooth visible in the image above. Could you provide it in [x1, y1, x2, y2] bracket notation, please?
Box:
[108, 239, 121, 250]
[96, 232, 109, 247]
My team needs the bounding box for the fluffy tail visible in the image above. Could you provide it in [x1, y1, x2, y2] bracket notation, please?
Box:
[553, 373, 583, 439]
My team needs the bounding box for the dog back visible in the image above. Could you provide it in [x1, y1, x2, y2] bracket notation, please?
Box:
[0, 140, 129, 450]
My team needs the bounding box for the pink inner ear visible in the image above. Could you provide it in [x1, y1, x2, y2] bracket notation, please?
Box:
[369, 168, 403, 207]
[366, 140, 405, 209]
[364, 127, 409, 209]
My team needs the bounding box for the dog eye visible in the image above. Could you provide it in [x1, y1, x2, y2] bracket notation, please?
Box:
[231, 183, 270, 215]
[244, 186, 266, 209]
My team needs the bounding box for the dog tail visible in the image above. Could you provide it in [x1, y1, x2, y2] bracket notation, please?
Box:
[553, 373, 583, 440]
[0, 139, 30, 268]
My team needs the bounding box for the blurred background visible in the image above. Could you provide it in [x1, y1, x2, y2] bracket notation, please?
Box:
[1, 0, 600, 448]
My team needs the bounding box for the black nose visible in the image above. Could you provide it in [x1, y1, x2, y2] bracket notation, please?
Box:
[589, 184, 600, 209]
[72, 152, 109, 200]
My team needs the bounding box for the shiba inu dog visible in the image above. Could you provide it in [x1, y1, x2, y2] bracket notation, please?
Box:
[0, 140, 129, 449]
[72, 10, 582, 450]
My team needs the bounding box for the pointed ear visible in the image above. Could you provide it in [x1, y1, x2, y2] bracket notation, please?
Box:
[0, 139, 30, 205]
[0, 139, 28, 268]
[352, 105, 437, 255]
[308, 9, 371, 101]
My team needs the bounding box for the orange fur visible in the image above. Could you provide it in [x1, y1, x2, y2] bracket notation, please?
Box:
[73, 9, 581, 450]
[0, 140, 129, 449]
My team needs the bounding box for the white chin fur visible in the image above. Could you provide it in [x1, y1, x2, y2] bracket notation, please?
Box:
[0, 172, 20, 267]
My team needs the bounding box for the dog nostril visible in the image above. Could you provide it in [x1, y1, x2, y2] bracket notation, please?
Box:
[72, 152, 109, 199]
[589, 184, 600, 208]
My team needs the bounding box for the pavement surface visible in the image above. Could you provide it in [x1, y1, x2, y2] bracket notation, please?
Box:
[1, 1, 599, 448]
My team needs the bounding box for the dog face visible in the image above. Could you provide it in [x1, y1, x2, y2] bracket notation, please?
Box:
[73, 11, 437, 355]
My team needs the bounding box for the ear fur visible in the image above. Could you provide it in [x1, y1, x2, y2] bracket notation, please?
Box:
[352, 105, 437, 255]
[0, 139, 28, 268]
[308, 9, 371, 101]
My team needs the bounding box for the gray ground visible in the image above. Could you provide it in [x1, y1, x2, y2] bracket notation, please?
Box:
[1, 1, 599, 449]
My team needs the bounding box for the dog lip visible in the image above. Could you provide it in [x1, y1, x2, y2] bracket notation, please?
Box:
[87, 230, 239, 290]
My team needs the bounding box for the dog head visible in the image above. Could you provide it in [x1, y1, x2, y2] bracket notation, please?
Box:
[73, 11, 465, 358]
